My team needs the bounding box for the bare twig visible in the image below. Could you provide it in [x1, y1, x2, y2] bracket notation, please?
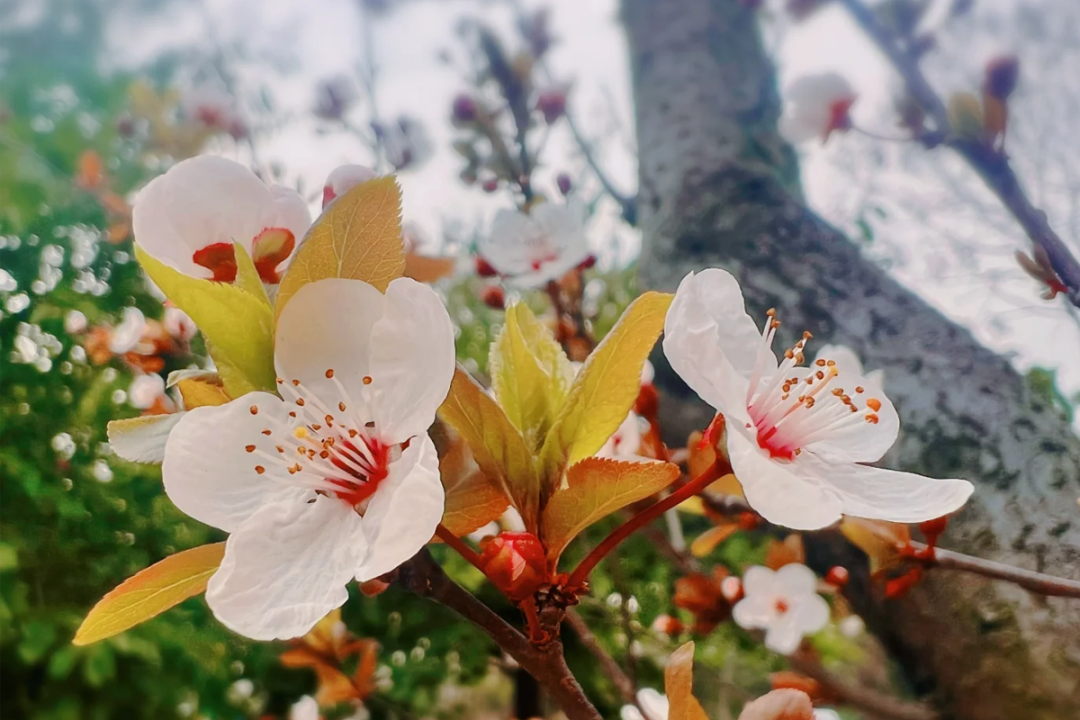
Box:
[908, 541, 1080, 599]
[564, 609, 638, 705]
[789, 650, 938, 720]
[399, 550, 601, 720]
[837, 0, 1080, 306]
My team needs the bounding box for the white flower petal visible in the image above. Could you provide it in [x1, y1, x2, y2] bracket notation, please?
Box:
[800, 455, 974, 524]
[269, 185, 313, 243]
[733, 593, 776, 630]
[133, 156, 279, 278]
[162, 393, 297, 532]
[775, 563, 817, 597]
[207, 493, 365, 640]
[741, 565, 778, 598]
[763, 613, 808, 655]
[108, 413, 184, 463]
[355, 434, 443, 580]
[290, 696, 320, 720]
[792, 593, 830, 634]
[323, 164, 377, 207]
[728, 430, 843, 530]
[483, 209, 538, 276]
[620, 706, 646, 720]
[803, 384, 899, 463]
[275, 278, 385, 409]
[636, 688, 670, 720]
[368, 278, 455, 443]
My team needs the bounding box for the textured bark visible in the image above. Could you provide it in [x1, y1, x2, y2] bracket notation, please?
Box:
[621, 1, 1080, 718]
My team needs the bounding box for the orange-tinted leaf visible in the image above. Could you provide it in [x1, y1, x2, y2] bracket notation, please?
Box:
[77, 150, 104, 189]
[276, 175, 404, 323]
[690, 523, 738, 558]
[840, 517, 911, 575]
[405, 252, 457, 283]
[176, 375, 230, 408]
[541, 457, 679, 561]
[764, 535, 805, 570]
[438, 428, 510, 538]
[665, 641, 710, 720]
[736, 689, 814, 720]
[74, 543, 225, 645]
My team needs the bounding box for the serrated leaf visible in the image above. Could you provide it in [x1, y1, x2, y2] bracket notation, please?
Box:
[437, 427, 510, 538]
[233, 242, 271, 305]
[275, 175, 404, 323]
[74, 543, 225, 646]
[107, 414, 184, 464]
[405, 253, 457, 284]
[840, 517, 911, 575]
[490, 303, 574, 451]
[539, 292, 672, 484]
[176, 375, 230, 408]
[665, 641, 710, 720]
[437, 367, 540, 532]
[136, 246, 275, 396]
[541, 457, 678, 561]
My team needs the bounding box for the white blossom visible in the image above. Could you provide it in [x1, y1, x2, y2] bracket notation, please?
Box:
[109, 307, 146, 354]
[161, 277, 455, 640]
[129, 373, 166, 410]
[480, 200, 591, 287]
[778, 73, 856, 144]
[663, 269, 972, 530]
[620, 688, 669, 720]
[733, 564, 829, 655]
[289, 695, 320, 720]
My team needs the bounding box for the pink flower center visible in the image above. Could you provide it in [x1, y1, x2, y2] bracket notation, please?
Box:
[247, 369, 392, 509]
[774, 598, 790, 615]
[824, 96, 856, 140]
[744, 310, 881, 460]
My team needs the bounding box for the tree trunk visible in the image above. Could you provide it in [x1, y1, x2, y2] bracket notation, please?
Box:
[621, 1, 1080, 718]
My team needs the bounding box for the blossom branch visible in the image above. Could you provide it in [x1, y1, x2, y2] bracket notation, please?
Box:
[788, 649, 938, 720]
[836, 0, 1080, 306]
[562, 109, 637, 224]
[564, 608, 639, 705]
[399, 550, 602, 720]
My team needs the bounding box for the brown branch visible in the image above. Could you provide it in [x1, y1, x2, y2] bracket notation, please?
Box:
[564, 609, 638, 705]
[837, 0, 1080, 306]
[789, 650, 938, 720]
[909, 541, 1080, 599]
[399, 550, 601, 720]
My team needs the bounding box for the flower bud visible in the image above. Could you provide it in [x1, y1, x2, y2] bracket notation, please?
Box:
[475, 256, 499, 278]
[984, 55, 1020, 100]
[481, 285, 506, 310]
[556, 173, 572, 195]
[479, 531, 547, 601]
[452, 94, 478, 123]
[577, 254, 597, 271]
[482, 178, 499, 193]
[824, 566, 849, 587]
[536, 88, 567, 124]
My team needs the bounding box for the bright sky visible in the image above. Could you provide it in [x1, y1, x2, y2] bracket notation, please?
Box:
[107, 0, 1080, 419]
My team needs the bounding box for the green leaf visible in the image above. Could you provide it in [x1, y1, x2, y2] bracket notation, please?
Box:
[232, 241, 271, 305]
[136, 245, 275, 396]
[540, 457, 679, 562]
[73, 543, 225, 646]
[490, 302, 574, 451]
[275, 175, 404, 323]
[538, 291, 672, 485]
[437, 367, 541, 532]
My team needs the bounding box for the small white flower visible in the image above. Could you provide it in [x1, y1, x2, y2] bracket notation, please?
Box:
[322, 164, 378, 208]
[109, 307, 146, 354]
[778, 73, 856, 144]
[162, 277, 455, 640]
[163, 306, 197, 341]
[815, 710, 841, 720]
[64, 310, 88, 334]
[839, 614, 865, 638]
[733, 564, 829, 655]
[133, 156, 311, 284]
[621, 688, 669, 720]
[598, 411, 644, 458]
[663, 269, 973, 530]
[480, 200, 591, 287]
[129, 373, 166, 410]
[289, 695, 320, 720]
[376, 116, 433, 172]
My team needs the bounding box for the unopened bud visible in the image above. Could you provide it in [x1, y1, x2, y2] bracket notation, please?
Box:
[556, 173, 572, 195]
[480, 284, 506, 310]
[482, 178, 499, 193]
[479, 531, 547, 601]
[577, 254, 597, 271]
[650, 614, 683, 635]
[824, 566, 849, 587]
[359, 577, 392, 596]
[984, 55, 1020, 100]
[322, 164, 378, 208]
[452, 93, 478, 123]
[720, 575, 743, 603]
[536, 88, 567, 124]
[475, 256, 499, 278]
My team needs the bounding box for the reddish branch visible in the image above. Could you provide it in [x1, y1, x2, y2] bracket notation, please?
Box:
[564, 608, 639, 705]
[789, 650, 938, 720]
[837, 0, 1080, 306]
[399, 550, 602, 720]
[908, 541, 1080, 599]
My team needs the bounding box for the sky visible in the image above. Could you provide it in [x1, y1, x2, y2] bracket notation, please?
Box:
[105, 0, 1080, 418]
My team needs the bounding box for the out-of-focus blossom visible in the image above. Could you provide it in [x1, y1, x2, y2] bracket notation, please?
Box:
[163, 306, 197, 341]
[598, 411, 644, 458]
[375, 116, 433, 172]
[64, 310, 88, 335]
[620, 688, 669, 720]
[133, 156, 311, 284]
[322, 164, 378, 208]
[480, 199, 591, 287]
[663, 269, 973, 530]
[314, 76, 358, 121]
[778, 73, 856, 144]
[182, 82, 246, 138]
[289, 695, 320, 720]
[536, 85, 568, 124]
[128, 373, 166, 410]
[733, 564, 828, 654]
[109, 307, 147, 354]
[814, 710, 841, 720]
[161, 277, 453, 639]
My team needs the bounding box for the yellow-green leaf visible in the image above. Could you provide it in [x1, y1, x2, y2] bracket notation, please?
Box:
[539, 292, 672, 483]
[275, 175, 404, 323]
[437, 367, 541, 532]
[233, 242, 271, 305]
[136, 246, 275, 396]
[176, 375, 231, 408]
[665, 642, 710, 720]
[73, 543, 225, 645]
[541, 457, 679, 561]
[490, 303, 574, 451]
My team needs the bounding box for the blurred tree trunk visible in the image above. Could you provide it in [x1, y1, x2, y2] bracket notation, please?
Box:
[621, 1, 1080, 718]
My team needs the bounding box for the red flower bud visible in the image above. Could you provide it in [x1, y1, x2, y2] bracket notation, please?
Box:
[475, 256, 499, 278]
[452, 93, 478, 123]
[479, 532, 547, 601]
[480, 284, 506, 310]
[577, 254, 597, 271]
[359, 577, 392, 597]
[556, 173, 572, 195]
[536, 89, 567, 124]
[824, 566, 849, 588]
[482, 178, 499, 193]
[984, 55, 1020, 100]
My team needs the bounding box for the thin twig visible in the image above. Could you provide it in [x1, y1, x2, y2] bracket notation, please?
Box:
[909, 541, 1080, 599]
[789, 650, 938, 720]
[399, 550, 601, 720]
[837, 0, 1080, 306]
[564, 609, 638, 705]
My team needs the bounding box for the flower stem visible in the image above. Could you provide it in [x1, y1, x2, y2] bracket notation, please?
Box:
[566, 465, 720, 589]
[435, 523, 487, 575]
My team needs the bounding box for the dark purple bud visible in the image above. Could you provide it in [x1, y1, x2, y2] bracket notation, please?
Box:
[984, 55, 1020, 100]
[556, 173, 572, 196]
[452, 94, 478, 123]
